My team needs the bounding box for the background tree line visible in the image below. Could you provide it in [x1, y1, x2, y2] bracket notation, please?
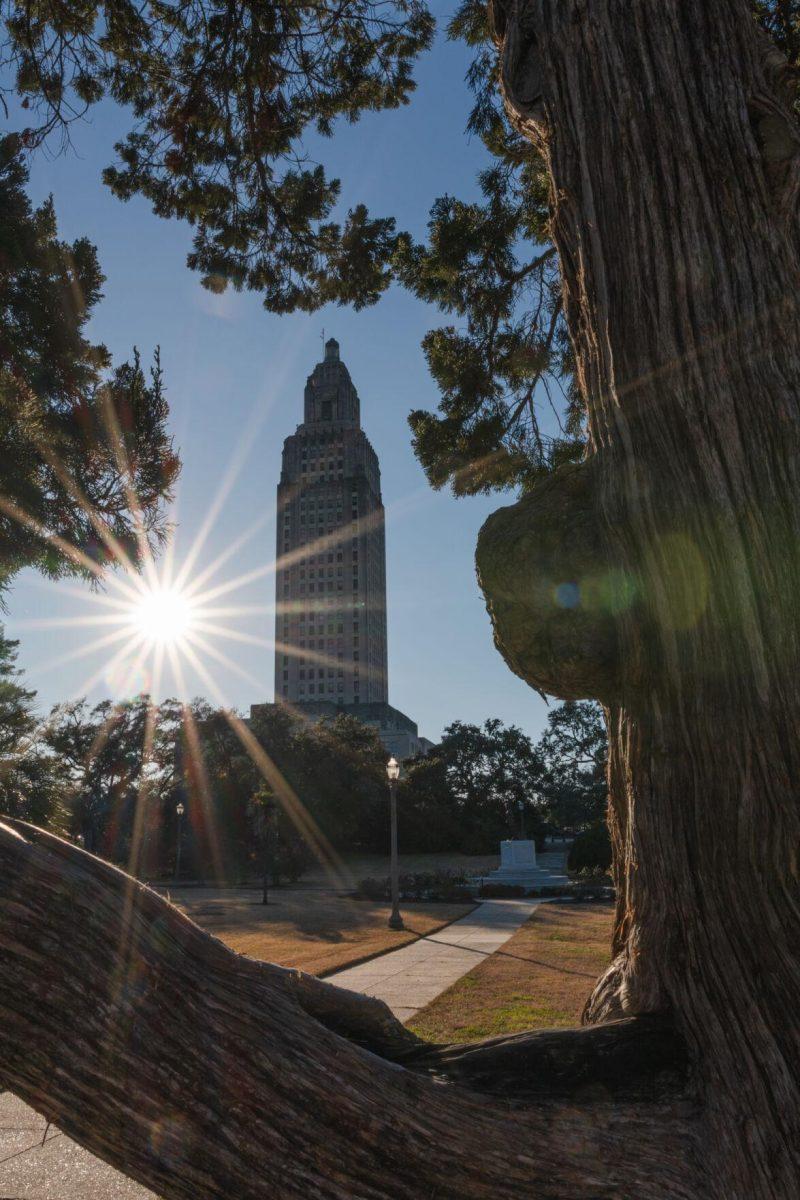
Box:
[0, 625, 606, 882]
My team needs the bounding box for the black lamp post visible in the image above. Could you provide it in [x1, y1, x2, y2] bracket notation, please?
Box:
[173, 737, 187, 883]
[261, 799, 277, 906]
[518, 797, 527, 840]
[386, 756, 404, 931]
[174, 800, 185, 882]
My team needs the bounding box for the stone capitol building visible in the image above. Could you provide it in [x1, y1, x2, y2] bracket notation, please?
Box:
[251, 338, 432, 761]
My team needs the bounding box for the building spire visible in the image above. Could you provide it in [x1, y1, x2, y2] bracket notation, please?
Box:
[304, 337, 357, 426]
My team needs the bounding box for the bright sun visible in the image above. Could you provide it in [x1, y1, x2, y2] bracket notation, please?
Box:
[131, 586, 195, 646]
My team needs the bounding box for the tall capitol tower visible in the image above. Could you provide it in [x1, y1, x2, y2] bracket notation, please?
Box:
[274, 337, 388, 707]
[255, 338, 432, 759]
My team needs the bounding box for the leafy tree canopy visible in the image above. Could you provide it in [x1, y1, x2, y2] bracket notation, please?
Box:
[400, 716, 546, 852]
[1, 0, 433, 313]
[44, 694, 178, 855]
[536, 701, 607, 831]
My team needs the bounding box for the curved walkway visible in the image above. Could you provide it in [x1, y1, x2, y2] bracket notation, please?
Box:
[328, 896, 546, 1022]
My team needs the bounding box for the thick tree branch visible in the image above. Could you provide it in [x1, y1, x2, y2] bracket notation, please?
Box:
[404, 1014, 688, 1104]
[0, 819, 698, 1199]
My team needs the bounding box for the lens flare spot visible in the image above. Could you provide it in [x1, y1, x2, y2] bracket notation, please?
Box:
[554, 582, 581, 609]
[659, 532, 709, 630]
[598, 568, 639, 615]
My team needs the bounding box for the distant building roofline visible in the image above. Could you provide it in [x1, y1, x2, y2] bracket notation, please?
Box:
[250, 699, 431, 758]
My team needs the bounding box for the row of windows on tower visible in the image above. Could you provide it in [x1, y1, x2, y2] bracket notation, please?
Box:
[280, 618, 373, 639]
[300, 434, 345, 459]
[286, 564, 383, 592]
[293, 679, 361, 695]
[285, 490, 361, 510]
[281, 635, 360, 664]
[295, 552, 356, 574]
[285, 646, 379, 669]
[298, 437, 367, 465]
[281, 622, 359, 642]
[283, 521, 361, 554]
[300, 458, 344, 476]
[280, 635, 378, 655]
[281, 637, 381, 657]
[282, 685, 361, 700]
[281, 571, 357, 590]
[279, 545, 357, 565]
[301, 445, 343, 461]
[286, 497, 361, 523]
[284, 566, 360, 579]
[283, 643, 362, 663]
[281, 601, 365, 622]
[284, 667, 359, 680]
[280, 538, 360, 561]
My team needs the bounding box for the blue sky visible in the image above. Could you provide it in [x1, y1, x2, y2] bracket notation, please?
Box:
[4, 7, 554, 743]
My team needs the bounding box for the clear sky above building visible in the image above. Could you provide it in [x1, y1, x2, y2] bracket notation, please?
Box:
[4, 7, 555, 743]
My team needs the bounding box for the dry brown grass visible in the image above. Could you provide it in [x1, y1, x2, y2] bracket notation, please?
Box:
[168, 886, 475, 977]
[407, 902, 614, 1042]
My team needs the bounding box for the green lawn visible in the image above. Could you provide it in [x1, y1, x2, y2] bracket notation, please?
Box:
[408, 902, 614, 1042]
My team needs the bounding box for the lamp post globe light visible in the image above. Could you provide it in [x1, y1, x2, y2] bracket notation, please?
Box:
[386, 756, 404, 931]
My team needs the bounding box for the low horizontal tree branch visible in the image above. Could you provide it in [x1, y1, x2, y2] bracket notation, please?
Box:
[403, 1015, 688, 1104]
[0, 820, 700, 1199]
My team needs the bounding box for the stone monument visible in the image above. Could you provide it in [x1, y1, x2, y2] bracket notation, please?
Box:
[499, 839, 537, 873]
[480, 839, 547, 888]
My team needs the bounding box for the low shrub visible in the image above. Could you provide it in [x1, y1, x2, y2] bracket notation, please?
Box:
[567, 881, 615, 903]
[356, 877, 391, 901]
[567, 821, 612, 874]
[571, 865, 612, 884]
[355, 868, 474, 903]
[478, 882, 526, 898]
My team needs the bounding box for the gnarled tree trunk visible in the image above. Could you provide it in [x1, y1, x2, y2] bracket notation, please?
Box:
[477, 1, 800, 1196]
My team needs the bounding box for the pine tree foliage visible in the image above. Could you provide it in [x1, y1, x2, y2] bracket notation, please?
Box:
[397, 0, 581, 495]
[402, 0, 800, 494]
[0, 625, 64, 828]
[1, 0, 433, 313]
[0, 139, 179, 590]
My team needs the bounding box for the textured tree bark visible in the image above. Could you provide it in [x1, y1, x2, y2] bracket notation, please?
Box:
[0, 820, 696, 1200]
[477, 1, 800, 1196]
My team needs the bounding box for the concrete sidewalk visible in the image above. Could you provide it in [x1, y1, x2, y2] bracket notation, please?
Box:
[0, 1091, 155, 1198]
[328, 896, 545, 1021]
